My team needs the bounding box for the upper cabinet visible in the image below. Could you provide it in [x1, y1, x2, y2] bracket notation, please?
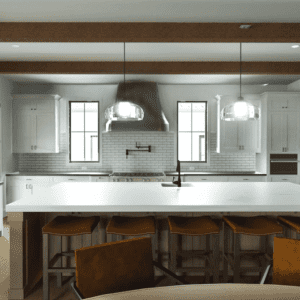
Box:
[216, 95, 261, 153]
[265, 92, 300, 153]
[268, 93, 300, 111]
[12, 94, 61, 153]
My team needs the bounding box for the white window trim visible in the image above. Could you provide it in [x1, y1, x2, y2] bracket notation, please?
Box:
[66, 100, 102, 166]
[176, 100, 211, 167]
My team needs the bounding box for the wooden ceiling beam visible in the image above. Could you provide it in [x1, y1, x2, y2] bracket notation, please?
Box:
[0, 22, 300, 43]
[1, 61, 300, 74]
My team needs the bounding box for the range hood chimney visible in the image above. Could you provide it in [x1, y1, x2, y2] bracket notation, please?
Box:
[105, 80, 169, 132]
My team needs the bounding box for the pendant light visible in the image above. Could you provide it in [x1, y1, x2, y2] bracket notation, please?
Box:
[105, 43, 144, 121]
[221, 43, 260, 121]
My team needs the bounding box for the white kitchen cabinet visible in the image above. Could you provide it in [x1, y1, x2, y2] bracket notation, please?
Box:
[53, 176, 91, 183]
[267, 93, 300, 111]
[90, 176, 110, 182]
[216, 95, 261, 153]
[6, 176, 54, 204]
[12, 94, 61, 153]
[269, 111, 299, 153]
[227, 176, 266, 182]
[184, 176, 226, 182]
[270, 175, 298, 184]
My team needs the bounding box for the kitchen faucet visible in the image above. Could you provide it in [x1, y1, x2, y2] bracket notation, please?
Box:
[172, 160, 181, 187]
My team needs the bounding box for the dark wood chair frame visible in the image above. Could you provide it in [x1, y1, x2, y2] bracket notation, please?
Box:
[223, 219, 286, 284]
[168, 229, 221, 284]
[43, 229, 96, 300]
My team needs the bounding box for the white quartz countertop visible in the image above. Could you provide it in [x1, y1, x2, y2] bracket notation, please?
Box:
[6, 182, 300, 212]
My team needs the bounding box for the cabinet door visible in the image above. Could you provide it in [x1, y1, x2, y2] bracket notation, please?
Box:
[13, 99, 36, 111]
[90, 176, 110, 182]
[220, 120, 239, 152]
[35, 113, 56, 152]
[270, 176, 298, 184]
[269, 112, 284, 153]
[269, 94, 299, 111]
[36, 99, 55, 112]
[13, 112, 34, 153]
[227, 176, 266, 182]
[185, 176, 226, 182]
[286, 112, 299, 153]
[270, 98, 288, 110]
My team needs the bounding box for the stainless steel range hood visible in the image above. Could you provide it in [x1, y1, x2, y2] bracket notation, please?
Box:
[105, 80, 169, 132]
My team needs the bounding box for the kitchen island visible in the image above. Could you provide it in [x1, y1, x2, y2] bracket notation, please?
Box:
[6, 182, 300, 299]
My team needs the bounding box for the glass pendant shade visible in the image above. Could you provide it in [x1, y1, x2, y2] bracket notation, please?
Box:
[105, 101, 144, 121]
[221, 97, 260, 121]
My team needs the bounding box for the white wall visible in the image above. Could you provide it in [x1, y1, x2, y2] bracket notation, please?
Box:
[12, 82, 286, 173]
[0, 76, 15, 223]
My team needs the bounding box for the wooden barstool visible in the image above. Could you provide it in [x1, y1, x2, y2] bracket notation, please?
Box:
[222, 215, 284, 283]
[277, 215, 300, 239]
[167, 216, 221, 284]
[106, 216, 158, 261]
[42, 215, 100, 300]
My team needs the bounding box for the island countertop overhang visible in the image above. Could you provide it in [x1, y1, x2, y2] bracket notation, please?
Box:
[5, 182, 300, 212]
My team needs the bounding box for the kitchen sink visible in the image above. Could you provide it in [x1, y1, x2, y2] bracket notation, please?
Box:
[161, 183, 195, 187]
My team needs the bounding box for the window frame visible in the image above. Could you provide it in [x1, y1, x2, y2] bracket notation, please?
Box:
[177, 101, 208, 163]
[68, 100, 100, 164]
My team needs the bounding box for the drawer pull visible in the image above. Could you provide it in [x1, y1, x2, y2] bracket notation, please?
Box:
[68, 179, 76, 181]
[282, 179, 288, 181]
[201, 179, 207, 181]
[243, 179, 249, 180]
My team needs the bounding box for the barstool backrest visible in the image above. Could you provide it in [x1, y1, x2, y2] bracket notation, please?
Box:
[74, 237, 155, 299]
[273, 237, 300, 286]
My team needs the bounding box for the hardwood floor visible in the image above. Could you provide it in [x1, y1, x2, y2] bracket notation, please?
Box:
[24, 275, 269, 300]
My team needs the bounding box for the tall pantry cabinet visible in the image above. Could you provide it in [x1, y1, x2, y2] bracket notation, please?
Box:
[12, 94, 61, 153]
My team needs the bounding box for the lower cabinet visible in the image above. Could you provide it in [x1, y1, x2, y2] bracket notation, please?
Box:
[227, 176, 266, 182]
[6, 176, 54, 204]
[270, 175, 298, 184]
[90, 176, 110, 182]
[184, 176, 226, 182]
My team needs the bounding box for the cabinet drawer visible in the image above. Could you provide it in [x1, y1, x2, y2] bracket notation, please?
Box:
[227, 176, 266, 182]
[90, 176, 110, 182]
[53, 176, 90, 182]
[185, 176, 226, 182]
[270, 176, 298, 184]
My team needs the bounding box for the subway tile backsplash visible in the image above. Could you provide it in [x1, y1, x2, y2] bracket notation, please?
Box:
[15, 131, 256, 172]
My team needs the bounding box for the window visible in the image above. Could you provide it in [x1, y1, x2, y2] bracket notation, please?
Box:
[69, 101, 99, 163]
[177, 101, 207, 162]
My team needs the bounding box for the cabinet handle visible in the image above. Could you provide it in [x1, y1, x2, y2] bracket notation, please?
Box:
[282, 179, 288, 181]
[26, 179, 32, 180]
[243, 179, 249, 180]
[68, 179, 75, 181]
[201, 179, 207, 181]
[26, 184, 28, 189]
[31, 146, 33, 150]
[34, 145, 37, 150]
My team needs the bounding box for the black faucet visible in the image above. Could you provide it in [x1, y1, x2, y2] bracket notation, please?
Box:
[172, 160, 181, 187]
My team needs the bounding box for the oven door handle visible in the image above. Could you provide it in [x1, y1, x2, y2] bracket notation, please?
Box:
[270, 160, 298, 163]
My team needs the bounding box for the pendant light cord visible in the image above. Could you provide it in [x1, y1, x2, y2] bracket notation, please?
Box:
[240, 42, 242, 98]
[124, 42, 125, 84]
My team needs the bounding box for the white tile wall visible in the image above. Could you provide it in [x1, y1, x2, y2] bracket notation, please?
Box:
[16, 131, 256, 172]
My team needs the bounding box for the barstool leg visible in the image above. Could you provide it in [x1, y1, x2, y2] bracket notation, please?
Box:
[168, 232, 177, 275]
[205, 234, 210, 283]
[57, 236, 62, 288]
[233, 233, 241, 283]
[212, 234, 220, 284]
[43, 234, 50, 300]
[223, 222, 229, 283]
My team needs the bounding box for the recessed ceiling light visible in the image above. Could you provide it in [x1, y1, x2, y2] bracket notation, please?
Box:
[12, 45, 19, 48]
[291, 45, 300, 48]
[262, 83, 268, 86]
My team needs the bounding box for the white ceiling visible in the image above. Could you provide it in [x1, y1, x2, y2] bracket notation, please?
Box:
[1, 0, 300, 23]
[1, 0, 300, 85]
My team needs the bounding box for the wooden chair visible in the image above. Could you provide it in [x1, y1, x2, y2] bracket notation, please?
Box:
[70, 237, 188, 300]
[167, 216, 221, 284]
[260, 236, 300, 285]
[223, 215, 284, 283]
[42, 215, 100, 300]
